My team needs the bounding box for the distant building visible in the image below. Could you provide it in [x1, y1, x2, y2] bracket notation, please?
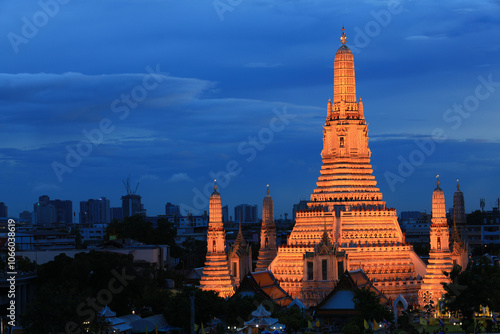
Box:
[19, 211, 32, 224]
[292, 200, 308, 220]
[0, 202, 7, 218]
[0, 229, 76, 251]
[165, 202, 180, 216]
[121, 177, 145, 217]
[80, 197, 111, 224]
[79, 223, 107, 244]
[400, 211, 422, 220]
[122, 194, 144, 218]
[222, 205, 229, 222]
[466, 207, 500, 248]
[234, 204, 257, 223]
[110, 207, 123, 222]
[33, 195, 56, 225]
[399, 211, 431, 247]
[49, 198, 73, 224]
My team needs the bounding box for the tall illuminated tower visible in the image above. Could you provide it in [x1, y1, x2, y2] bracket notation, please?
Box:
[418, 176, 454, 307]
[451, 179, 468, 270]
[269, 28, 426, 306]
[255, 185, 278, 272]
[199, 181, 235, 298]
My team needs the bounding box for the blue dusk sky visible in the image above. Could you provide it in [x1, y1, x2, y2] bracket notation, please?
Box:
[0, 0, 499, 220]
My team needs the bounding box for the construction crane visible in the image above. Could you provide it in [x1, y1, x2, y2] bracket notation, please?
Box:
[122, 175, 139, 195]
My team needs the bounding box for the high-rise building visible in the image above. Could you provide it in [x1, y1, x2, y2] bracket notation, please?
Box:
[269, 28, 426, 306]
[121, 177, 145, 218]
[80, 197, 111, 224]
[199, 182, 235, 298]
[165, 202, 180, 216]
[121, 194, 143, 218]
[49, 199, 73, 224]
[0, 202, 7, 218]
[110, 207, 123, 222]
[234, 204, 257, 223]
[33, 195, 56, 225]
[255, 185, 277, 272]
[222, 205, 229, 222]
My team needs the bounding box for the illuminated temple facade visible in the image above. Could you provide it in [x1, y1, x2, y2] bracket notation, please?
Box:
[268, 28, 427, 306]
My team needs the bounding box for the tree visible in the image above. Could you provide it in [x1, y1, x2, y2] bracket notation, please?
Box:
[163, 286, 226, 332]
[179, 237, 207, 271]
[397, 305, 419, 334]
[276, 304, 310, 334]
[70, 226, 86, 249]
[353, 287, 394, 323]
[342, 287, 394, 334]
[16, 257, 37, 272]
[442, 257, 500, 331]
[21, 251, 163, 333]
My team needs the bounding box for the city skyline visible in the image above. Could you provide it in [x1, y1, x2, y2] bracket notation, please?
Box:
[1, 1, 499, 219]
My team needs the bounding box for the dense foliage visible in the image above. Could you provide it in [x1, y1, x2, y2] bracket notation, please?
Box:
[443, 257, 500, 332]
[341, 287, 394, 334]
[21, 251, 157, 333]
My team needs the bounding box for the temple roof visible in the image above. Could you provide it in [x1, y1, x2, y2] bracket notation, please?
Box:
[315, 269, 390, 313]
[235, 270, 293, 307]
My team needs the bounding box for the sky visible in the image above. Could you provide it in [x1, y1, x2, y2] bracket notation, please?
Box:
[0, 0, 499, 221]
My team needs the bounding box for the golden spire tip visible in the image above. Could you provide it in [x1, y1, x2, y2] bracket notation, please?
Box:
[340, 26, 347, 45]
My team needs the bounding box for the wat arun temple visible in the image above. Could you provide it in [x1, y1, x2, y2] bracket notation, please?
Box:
[200, 28, 468, 308]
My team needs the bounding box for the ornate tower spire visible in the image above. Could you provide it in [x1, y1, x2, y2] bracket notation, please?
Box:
[419, 177, 454, 307]
[452, 179, 469, 270]
[340, 26, 347, 45]
[229, 220, 252, 286]
[200, 184, 235, 298]
[313, 26, 380, 209]
[333, 27, 356, 105]
[453, 178, 467, 243]
[256, 185, 278, 272]
[209, 179, 222, 227]
[431, 174, 447, 233]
